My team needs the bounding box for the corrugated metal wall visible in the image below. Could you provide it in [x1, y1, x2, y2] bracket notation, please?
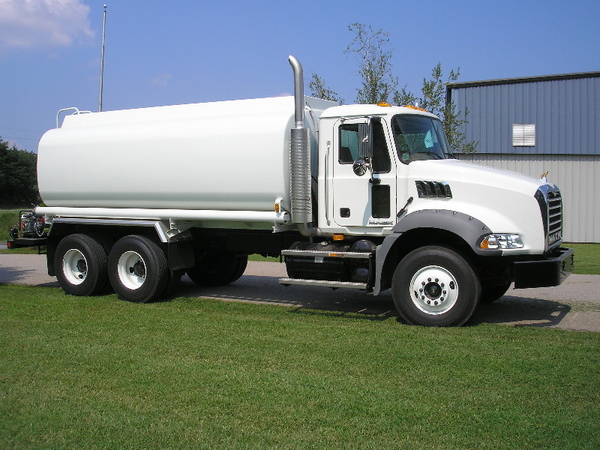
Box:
[449, 73, 600, 242]
[451, 74, 600, 156]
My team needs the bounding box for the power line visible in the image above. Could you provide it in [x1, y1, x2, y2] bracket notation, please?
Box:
[0, 126, 44, 133]
[1, 136, 41, 141]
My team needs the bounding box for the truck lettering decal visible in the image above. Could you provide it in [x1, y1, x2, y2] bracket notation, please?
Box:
[368, 220, 394, 226]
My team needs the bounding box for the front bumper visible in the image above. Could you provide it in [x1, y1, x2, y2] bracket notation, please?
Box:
[513, 247, 574, 289]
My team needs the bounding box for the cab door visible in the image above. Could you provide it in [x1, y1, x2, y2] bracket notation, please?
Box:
[332, 117, 397, 228]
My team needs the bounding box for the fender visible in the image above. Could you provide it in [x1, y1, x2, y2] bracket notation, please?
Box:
[373, 209, 499, 294]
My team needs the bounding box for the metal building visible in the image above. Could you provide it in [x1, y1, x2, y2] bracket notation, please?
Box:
[447, 72, 600, 243]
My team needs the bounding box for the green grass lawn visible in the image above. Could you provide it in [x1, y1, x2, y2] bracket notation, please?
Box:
[566, 243, 600, 275]
[0, 210, 20, 242]
[1, 284, 599, 448]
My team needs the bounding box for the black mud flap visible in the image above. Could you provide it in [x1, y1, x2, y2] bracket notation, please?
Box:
[513, 247, 574, 289]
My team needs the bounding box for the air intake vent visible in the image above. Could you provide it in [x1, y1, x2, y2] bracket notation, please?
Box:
[415, 181, 452, 199]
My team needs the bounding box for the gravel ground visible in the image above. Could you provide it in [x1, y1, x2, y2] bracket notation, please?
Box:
[1, 253, 598, 331]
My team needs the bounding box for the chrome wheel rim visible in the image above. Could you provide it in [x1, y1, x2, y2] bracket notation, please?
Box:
[409, 265, 459, 315]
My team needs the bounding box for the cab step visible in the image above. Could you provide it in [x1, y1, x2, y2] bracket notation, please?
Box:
[279, 277, 368, 290]
[281, 249, 372, 259]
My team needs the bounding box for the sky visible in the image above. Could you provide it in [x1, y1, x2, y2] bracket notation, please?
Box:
[0, 0, 599, 153]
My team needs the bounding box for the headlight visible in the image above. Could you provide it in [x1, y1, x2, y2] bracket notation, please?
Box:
[480, 234, 524, 250]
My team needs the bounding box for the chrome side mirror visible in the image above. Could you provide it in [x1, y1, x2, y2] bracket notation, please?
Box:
[352, 158, 371, 177]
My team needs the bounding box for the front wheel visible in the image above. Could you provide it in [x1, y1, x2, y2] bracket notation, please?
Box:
[392, 246, 481, 327]
[108, 235, 169, 303]
[480, 283, 512, 304]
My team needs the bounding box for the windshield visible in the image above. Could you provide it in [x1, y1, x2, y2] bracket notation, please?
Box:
[392, 115, 453, 163]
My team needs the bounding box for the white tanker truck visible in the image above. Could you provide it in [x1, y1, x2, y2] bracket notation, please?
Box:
[10, 56, 573, 326]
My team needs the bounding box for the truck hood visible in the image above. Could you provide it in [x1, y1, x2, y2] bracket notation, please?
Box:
[406, 159, 552, 252]
[409, 158, 544, 196]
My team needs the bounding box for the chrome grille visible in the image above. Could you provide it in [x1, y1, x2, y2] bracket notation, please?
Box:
[547, 190, 563, 240]
[535, 186, 563, 248]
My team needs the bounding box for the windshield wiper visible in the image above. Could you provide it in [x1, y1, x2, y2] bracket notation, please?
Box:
[416, 151, 444, 160]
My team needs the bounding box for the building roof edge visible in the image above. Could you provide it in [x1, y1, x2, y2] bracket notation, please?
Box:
[447, 71, 600, 90]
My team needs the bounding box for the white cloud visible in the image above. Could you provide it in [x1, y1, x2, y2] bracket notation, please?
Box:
[150, 73, 173, 87]
[0, 0, 94, 49]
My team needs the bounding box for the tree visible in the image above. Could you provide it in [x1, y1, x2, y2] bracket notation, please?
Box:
[309, 73, 344, 104]
[0, 138, 40, 207]
[345, 23, 397, 104]
[419, 62, 456, 114]
[393, 86, 418, 108]
[311, 23, 477, 153]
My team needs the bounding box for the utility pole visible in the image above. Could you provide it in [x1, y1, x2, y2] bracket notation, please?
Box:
[98, 4, 107, 112]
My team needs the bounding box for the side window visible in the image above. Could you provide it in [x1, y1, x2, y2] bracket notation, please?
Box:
[339, 121, 391, 173]
[372, 120, 391, 173]
[339, 124, 359, 164]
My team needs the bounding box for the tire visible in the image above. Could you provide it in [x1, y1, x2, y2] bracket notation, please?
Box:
[55, 234, 109, 296]
[108, 235, 169, 303]
[480, 283, 511, 304]
[391, 246, 481, 327]
[187, 252, 248, 287]
[163, 269, 185, 297]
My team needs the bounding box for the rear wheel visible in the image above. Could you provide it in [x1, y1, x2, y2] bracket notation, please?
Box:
[392, 246, 481, 327]
[187, 252, 248, 287]
[163, 269, 185, 297]
[55, 234, 108, 296]
[108, 235, 168, 303]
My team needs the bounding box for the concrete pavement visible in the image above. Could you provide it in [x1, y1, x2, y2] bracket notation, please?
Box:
[1, 252, 599, 331]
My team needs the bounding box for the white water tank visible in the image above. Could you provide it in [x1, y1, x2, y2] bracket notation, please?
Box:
[38, 96, 334, 212]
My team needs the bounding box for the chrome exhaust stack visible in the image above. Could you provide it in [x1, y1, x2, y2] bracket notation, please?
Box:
[288, 55, 317, 236]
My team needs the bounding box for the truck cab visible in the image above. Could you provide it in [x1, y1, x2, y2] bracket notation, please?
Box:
[283, 98, 572, 326]
[318, 104, 447, 234]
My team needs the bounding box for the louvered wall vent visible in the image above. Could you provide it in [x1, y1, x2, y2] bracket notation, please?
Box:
[513, 124, 536, 146]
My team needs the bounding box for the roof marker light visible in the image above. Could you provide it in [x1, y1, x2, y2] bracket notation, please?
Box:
[403, 104, 430, 113]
